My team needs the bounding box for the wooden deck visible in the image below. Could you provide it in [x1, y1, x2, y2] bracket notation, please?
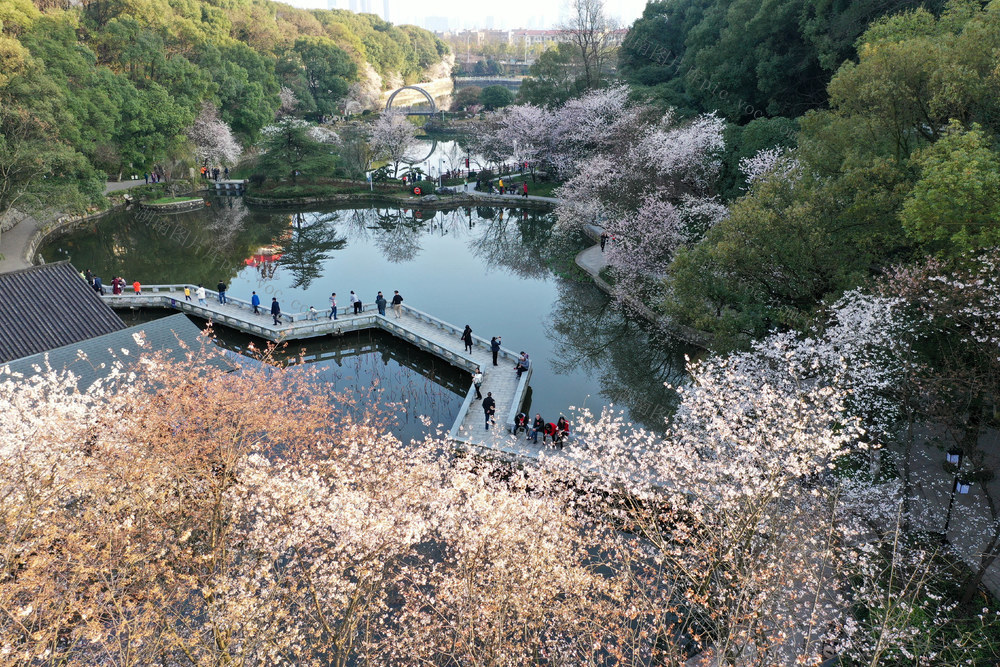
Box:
[101, 285, 539, 452]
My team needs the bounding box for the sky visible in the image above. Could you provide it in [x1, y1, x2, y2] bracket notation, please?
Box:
[281, 0, 649, 32]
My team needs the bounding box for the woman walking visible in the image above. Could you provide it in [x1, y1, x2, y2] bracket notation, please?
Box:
[461, 325, 474, 353]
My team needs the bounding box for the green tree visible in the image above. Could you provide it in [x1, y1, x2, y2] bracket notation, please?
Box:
[451, 85, 482, 111]
[619, 0, 947, 121]
[518, 42, 585, 107]
[0, 105, 103, 252]
[479, 85, 513, 111]
[900, 121, 1000, 253]
[292, 36, 357, 119]
[828, 1, 1000, 158]
[256, 120, 338, 184]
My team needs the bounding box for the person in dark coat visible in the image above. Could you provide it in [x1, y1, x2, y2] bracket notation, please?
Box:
[483, 392, 496, 430]
[271, 297, 281, 325]
[376, 291, 387, 316]
[391, 290, 403, 318]
[490, 336, 501, 366]
[600, 232, 609, 252]
[461, 325, 474, 353]
[528, 414, 545, 443]
[217, 281, 227, 304]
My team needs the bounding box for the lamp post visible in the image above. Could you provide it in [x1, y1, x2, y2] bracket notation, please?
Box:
[942, 448, 971, 541]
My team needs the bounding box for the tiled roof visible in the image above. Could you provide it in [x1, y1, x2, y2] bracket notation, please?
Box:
[0, 262, 126, 363]
[0, 314, 238, 390]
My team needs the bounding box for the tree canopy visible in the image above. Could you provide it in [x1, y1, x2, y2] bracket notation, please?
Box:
[0, 0, 448, 221]
[618, 0, 948, 121]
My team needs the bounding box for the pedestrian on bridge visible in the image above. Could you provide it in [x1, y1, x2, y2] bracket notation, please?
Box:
[251, 291, 260, 314]
[513, 412, 528, 436]
[473, 367, 483, 400]
[600, 232, 609, 252]
[132, 280, 142, 295]
[490, 336, 501, 366]
[529, 414, 545, 443]
[483, 392, 496, 430]
[196, 285, 206, 305]
[351, 290, 362, 314]
[522, 182, 528, 198]
[555, 416, 570, 449]
[329, 293, 337, 320]
[271, 297, 281, 325]
[217, 281, 227, 304]
[391, 291, 403, 318]
[183, 286, 191, 302]
[461, 325, 474, 353]
[376, 291, 387, 316]
[515, 352, 530, 379]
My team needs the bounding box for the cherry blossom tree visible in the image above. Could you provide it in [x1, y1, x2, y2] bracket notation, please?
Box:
[343, 63, 382, 115]
[0, 341, 658, 664]
[549, 100, 726, 305]
[540, 282, 998, 664]
[187, 102, 242, 167]
[739, 146, 799, 188]
[367, 110, 419, 177]
[277, 86, 298, 117]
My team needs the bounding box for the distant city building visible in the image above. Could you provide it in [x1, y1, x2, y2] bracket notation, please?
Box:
[441, 27, 628, 49]
[484, 16, 495, 29]
[382, 0, 389, 21]
[348, 0, 359, 13]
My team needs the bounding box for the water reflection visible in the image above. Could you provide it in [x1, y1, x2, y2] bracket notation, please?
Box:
[280, 212, 348, 288]
[547, 280, 688, 431]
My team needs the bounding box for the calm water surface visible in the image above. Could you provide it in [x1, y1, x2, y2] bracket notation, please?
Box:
[43, 198, 690, 438]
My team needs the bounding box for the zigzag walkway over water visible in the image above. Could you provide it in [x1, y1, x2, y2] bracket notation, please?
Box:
[102, 285, 542, 453]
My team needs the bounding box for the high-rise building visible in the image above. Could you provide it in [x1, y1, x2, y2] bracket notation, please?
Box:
[348, 0, 359, 12]
[326, 0, 338, 9]
[382, 0, 389, 21]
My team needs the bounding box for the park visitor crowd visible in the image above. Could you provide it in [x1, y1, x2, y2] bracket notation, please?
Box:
[89, 269, 573, 448]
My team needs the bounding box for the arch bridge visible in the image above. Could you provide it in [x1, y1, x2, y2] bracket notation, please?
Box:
[385, 85, 440, 117]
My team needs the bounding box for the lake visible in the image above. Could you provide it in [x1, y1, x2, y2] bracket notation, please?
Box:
[42, 198, 691, 440]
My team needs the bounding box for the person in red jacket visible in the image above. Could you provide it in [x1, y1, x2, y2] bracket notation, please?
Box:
[543, 421, 557, 445]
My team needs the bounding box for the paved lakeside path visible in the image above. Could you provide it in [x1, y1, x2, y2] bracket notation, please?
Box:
[0, 180, 147, 274]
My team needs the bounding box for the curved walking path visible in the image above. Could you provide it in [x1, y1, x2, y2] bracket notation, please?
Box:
[0, 181, 147, 274]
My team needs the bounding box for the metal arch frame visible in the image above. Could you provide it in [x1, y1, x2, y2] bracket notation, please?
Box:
[385, 85, 437, 113]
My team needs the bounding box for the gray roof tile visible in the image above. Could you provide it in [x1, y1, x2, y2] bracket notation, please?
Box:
[0, 262, 125, 363]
